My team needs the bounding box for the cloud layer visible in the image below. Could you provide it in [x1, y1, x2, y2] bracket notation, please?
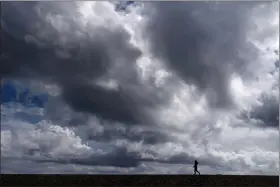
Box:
[1, 1, 279, 174]
[145, 2, 261, 109]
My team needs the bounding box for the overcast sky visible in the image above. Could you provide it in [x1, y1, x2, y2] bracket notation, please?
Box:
[1, 1, 279, 175]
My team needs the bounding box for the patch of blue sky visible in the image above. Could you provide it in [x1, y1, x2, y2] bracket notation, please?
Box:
[2, 80, 48, 108]
[1, 80, 48, 124]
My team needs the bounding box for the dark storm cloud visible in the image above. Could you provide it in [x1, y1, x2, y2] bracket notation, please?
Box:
[87, 126, 169, 145]
[249, 95, 279, 128]
[34, 147, 142, 168]
[62, 83, 150, 125]
[145, 2, 260, 109]
[1, 2, 164, 126]
[238, 91, 279, 129]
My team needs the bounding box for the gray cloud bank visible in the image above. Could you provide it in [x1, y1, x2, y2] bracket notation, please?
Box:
[145, 2, 263, 109]
[2, 2, 278, 127]
[2, 2, 162, 126]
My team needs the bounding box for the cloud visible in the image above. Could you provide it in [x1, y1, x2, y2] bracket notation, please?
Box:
[1, 1, 279, 174]
[144, 2, 270, 109]
[248, 94, 279, 128]
[1, 3, 155, 123]
[1, 2, 162, 126]
[62, 83, 149, 125]
[34, 146, 142, 168]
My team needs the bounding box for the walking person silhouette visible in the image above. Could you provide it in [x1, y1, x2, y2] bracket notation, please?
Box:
[193, 160, 200, 175]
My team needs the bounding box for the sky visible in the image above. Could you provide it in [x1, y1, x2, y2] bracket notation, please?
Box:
[1, 1, 279, 175]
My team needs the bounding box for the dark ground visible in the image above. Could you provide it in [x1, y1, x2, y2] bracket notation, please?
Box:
[1, 174, 279, 186]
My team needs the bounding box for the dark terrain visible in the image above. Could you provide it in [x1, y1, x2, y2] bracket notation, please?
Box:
[1, 174, 279, 186]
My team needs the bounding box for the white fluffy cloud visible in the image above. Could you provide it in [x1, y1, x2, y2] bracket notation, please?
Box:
[1, 1, 279, 174]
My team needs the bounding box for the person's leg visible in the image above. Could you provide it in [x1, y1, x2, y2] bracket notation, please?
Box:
[197, 170, 200, 175]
